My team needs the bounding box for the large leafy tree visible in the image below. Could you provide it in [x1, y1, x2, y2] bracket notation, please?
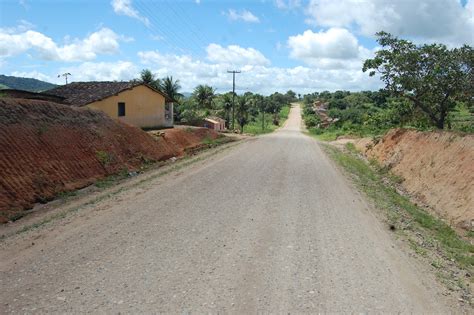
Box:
[193, 84, 216, 110]
[161, 76, 183, 102]
[363, 31, 473, 129]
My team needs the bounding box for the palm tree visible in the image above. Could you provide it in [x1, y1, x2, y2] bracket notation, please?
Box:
[236, 95, 249, 133]
[193, 84, 216, 110]
[139, 69, 161, 91]
[220, 93, 233, 128]
[161, 76, 183, 102]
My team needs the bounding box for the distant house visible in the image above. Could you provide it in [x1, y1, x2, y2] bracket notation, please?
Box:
[45, 81, 174, 129]
[199, 116, 226, 131]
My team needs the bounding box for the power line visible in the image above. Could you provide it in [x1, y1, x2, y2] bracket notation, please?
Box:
[163, 0, 207, 51]
[134, 1, 185, 55]
[135, 0, 202, 59]
[173, 1, 209, 45]
[227, 70, 241, 130]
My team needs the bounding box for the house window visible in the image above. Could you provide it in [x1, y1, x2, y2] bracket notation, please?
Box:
[118, 102, 125, 117]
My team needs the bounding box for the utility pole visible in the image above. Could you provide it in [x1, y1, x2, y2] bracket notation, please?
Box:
[261, 97, 265, 131]
[58, 73, 72, 85]
[227, 70, 241, 130]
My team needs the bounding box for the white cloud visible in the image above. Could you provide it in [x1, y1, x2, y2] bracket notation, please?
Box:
[150, 34, 164, 41]
[138, 49, 381, 94]
[0, 27, 124, 62]
[0, 20, 35, 34]
[10, 61, 138, 84]
[18, 0, 28, 9]
[206, 44, 270, 66]
[226, 9, 260, 23]
[274, 0, 301, 10]
[111, 0, 150, 26]
[305, 0, 474, 46]
[287, 28, 373, 69]
[59, 61, 138, 82]
[288, 28, 359, 60]
[11, 70, 52, 83]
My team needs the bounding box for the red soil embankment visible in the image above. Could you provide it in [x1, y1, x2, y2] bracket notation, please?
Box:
[0, 98, 220, 222]
[355, 129, 474, 230]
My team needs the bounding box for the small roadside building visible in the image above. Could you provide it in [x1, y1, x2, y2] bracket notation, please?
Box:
[199, 116, 226, 131]
[45, 81, 174, 129]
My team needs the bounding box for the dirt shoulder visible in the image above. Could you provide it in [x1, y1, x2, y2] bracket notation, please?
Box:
[0, 138, 245, 242]
[0, 98, 227, 222]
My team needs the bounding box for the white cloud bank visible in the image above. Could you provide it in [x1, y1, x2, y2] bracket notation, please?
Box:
[137, 43, 380, 94]
[0, 27, 124, 62]
[58, 61, 138, 82]
[7, 41, 381, 93]
[305, 0, 474, 46]
[206, 44, 270, 66]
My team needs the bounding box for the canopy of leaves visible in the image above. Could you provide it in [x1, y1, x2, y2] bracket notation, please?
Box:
[161, 76, 183, 102]
[193, 84, 216, 110]
[363, 32, 473, 129]
[139, 69, 161, 92]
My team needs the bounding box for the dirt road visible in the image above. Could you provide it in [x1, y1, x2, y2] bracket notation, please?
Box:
[0, 104, 455, 313]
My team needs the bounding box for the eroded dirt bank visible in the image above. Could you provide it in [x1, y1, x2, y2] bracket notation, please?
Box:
[0, 98, 220, 222]
[354, 128, 473, 231]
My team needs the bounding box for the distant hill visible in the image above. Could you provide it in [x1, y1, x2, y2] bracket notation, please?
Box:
[0, 74, 57, 92]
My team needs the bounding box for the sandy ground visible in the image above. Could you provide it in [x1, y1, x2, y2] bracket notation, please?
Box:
[0, 104, 458, 313]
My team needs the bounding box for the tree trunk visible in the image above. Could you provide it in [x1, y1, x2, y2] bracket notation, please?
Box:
[436, 114, 445, 129]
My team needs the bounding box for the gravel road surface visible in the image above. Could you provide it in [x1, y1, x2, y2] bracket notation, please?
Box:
[0, 104, 455, 313]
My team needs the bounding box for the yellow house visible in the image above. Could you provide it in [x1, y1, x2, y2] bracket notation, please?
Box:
[45, 81, 174, 129]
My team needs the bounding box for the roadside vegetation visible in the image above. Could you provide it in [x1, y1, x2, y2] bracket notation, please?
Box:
[302, 32, 473, 141]
[323, 143, 473, 298]
[175, 88, 294, 134]
[138, 69, 295, 135]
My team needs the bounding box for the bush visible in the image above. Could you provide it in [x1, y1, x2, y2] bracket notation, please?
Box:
[304, 115, 321, 128]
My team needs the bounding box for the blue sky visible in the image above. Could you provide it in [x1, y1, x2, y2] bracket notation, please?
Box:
[1, 0, 473, 94]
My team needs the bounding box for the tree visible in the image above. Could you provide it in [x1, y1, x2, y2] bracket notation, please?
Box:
[363, 31, 473, 129]
[214, 92, 233, 128]
[161, 76, 183, 102]
[176, 97, 204, 124]
[236, 95, 249, 133]
[193, 84, 216, 110]
[285, 90, 297, 101]
[140, 69, 161, 91]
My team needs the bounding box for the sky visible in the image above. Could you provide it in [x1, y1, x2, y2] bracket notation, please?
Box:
[0, 0, 473, 95]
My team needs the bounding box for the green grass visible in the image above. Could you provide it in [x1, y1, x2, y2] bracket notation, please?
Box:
[307, 125, 387, 141]
[201, 135, 233, 147]
[94, 168, 130, 189]
[242, 105, 290, 135]
[323, 143, 474, 270]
